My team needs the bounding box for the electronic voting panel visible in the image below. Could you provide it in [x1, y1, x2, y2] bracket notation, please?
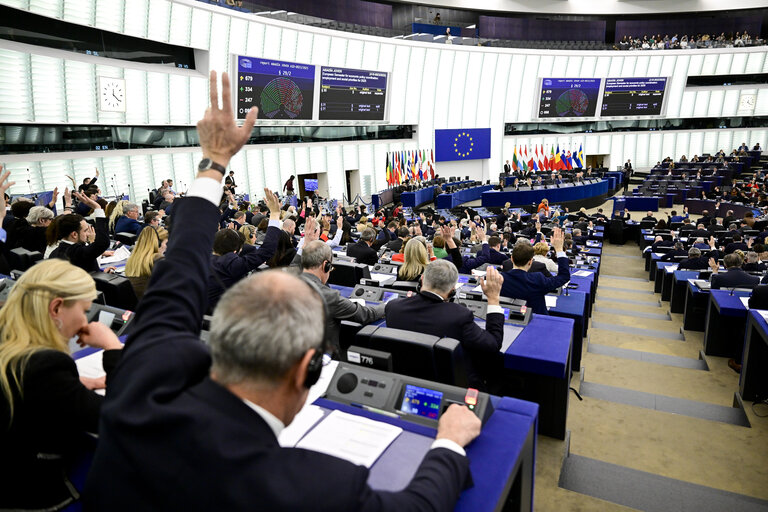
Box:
[325, 363, 495, 428]
[319, 67, 388, 121]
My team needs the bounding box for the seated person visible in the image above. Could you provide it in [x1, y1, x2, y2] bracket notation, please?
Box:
[385, 226, 410, 253]
[678, 218, 695, 233]
[724, 233, 748, 254]
[124, 226, 168, 299]
[668, 208, 688, 223]
[397, 238, 431, 282]
[14, 205, 53, 254]
[386, 260, 505, 391]
[678, 247, 713, 270]
[709, 253, 760, 289]
[49, 192, 110, 273]
[298, 240, 385, 355]
[345, 227, 379, 266]
[660, 241, 687, 261]
[500, 228, 570, 315]
[571, 228, 588, 246]
[641, 211, 657, 222]
[114, 202, 143, 235]
[207, 189, 281, 310]
[650, 235, 674, 252]
[689, 223, 710, 239]
[741, 251, 766, 272]
[0, 258, 123, 511]
[532, 241, 559, 273]
[85, 80, 480, 508]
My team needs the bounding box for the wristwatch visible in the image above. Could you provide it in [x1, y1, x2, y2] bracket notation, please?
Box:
[198, 158, 227, 175]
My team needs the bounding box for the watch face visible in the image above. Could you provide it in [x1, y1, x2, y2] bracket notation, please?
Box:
[199, 158, 212, 171]
[99, 77, 126, 112]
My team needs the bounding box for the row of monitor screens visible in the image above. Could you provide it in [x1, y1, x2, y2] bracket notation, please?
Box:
[233, 55, 388, 122]
[537, 77, 669, 120]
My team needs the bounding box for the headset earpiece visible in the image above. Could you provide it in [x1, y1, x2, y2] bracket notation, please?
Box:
[304, 350, 324, 388]
[323, 260, 332, 274]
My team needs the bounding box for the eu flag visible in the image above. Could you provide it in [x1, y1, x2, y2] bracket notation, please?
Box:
[435, 128, 491, 162]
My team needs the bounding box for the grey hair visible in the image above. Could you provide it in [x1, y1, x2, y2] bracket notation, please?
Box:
[208, 271, 324, 386]
[360, 228, 376, 242]
[125, 202, 139, 213]
[301, 240, 333, 270]
[573, 228, 582, 236]
[26, 206, 54, 225]
[688, 247, 701, 258]
[746, 251, 759, 263]
[422, 259, 458, 295]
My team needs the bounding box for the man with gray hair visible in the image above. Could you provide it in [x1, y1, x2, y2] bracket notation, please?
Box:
[12, 205, 53, 253]
[299, 240, 384, 354]
[114, 202, 142, 235]
[87, 71, 481, 510]
[346, 226, 379, 265]
[385, 259, 506, 391]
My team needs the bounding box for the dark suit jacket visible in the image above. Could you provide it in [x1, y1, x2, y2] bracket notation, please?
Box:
[385, 238, 405, 253]
[660, 249, 687, 262]
[500, 256, 570, 315]
[748, 285, 768, 309]
[346, 240, 379, 266]
[1, 349, 120, 511]
[49, 216, 110, 273]
[85, 196, 469, 511]
[711, 268, 760, 290]
[724, 242, 748, 254]
[114, 215, 143, 235]
[385, 292, 504, 390]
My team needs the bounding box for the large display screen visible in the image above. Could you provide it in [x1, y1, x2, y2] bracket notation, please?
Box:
[600, 77, 667, 117]
[234, 55, 315, 120]
[319, 67, 388, 120]
[304, 178, 319, 191]
[399, 384, 442, 419]
[537, 78, 602, 119]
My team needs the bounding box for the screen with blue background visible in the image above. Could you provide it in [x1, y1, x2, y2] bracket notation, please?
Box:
[235, 55, 315, 120]
[435, 128, 491, 162]
[304, 178, 319, 191]
[399, 385, 443, 419]
[537, 78, 602, 118]
[600, 77, 667, 117]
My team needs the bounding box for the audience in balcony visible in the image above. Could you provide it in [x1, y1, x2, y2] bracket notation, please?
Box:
[616, 31, 761, 50]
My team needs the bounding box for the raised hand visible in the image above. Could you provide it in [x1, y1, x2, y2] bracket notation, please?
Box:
[550, 227, 565, 252]
[303, 216, 319, 244]
[0, 168, 16, 223]
[264, 188, 281, 220]
[196, 71, 258, 171]
[479, 266, 503, 304]
[336, 215, 343, 229]
[73, 190, 101, 210]
[708, 257, 719, 273]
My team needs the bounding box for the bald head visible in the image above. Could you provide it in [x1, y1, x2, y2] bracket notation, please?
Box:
[283, 218, 296, 235]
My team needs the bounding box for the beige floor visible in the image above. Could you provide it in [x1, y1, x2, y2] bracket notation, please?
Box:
[531, 198, 768, 510]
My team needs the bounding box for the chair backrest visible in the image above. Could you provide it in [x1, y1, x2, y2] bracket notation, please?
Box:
[114, 232, 137, 246]
[327, 260, 371, 287]
[90, 272, 138, 311]
[354, 325, 468, 386]
[387, 280, 419, 292]
[8, 248, 42, 271]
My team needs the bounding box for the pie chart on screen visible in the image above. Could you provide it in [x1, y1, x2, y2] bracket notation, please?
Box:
[555, 88, 590, 117]
[260, 77, 304, 119]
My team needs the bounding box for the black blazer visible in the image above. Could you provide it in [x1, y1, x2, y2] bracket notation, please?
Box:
[711, 268, 760, 290]
[49, 217, 110, 273]
[749, 285, 768, 309]
[385, 292, 504, 390]
[0, 349, 120, 511]
[346, 240, 379, 266]
[85, 196, 469, 511]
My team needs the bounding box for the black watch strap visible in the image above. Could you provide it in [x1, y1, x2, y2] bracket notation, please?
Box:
[198, 158, 226, 175]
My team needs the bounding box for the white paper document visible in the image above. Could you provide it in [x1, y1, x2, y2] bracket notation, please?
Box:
[98, 245, 131, 265]
[572, 270, 592, 277]
[471, 269, 486, 277]
[369, 273, 396, 284]
[665, 265, 679, 272]
[740, 297, 750, 309]
[295, 410, 402, 468]
[545, 295, 558, 309]
[278, 405, 325, 448]
[75, 351, 106, 379]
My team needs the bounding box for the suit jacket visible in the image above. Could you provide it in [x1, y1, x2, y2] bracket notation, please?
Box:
[749, 285, 768, 309]
[385, 238, 405, 253]
[385, 292, 504, 390]
[85, 196, 469, 512]
[1, 349, 120, 511]
[346, 240, 379, 266]
[298, 272, 385, 353]
[207, 225, 280, 310]
[678, 256, 711, 270]
[503, 164, 511, 174]
[49, 216, 110, 273]
[500, 256, 570, 315]
[660, 249, 687, 261]
[724, 242, 748, 255]
[711, 268, 760, 290]
[114, 216, 143, 235]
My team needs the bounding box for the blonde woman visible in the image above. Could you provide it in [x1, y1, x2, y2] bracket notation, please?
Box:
[124, 226, 169, 299]
[108, 199, 131, 232]
[0, 259, 123, 511]
[533, 241, 559, 273]
[239, 223, 256, 245]
[397, 238, 430, 282]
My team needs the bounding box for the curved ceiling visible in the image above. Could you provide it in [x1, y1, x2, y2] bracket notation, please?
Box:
[390, 0, 768, 16]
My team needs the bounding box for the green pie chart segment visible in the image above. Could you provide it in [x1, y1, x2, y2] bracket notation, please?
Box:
[261, 77, 304, 119]
[555, 89, 590, 117]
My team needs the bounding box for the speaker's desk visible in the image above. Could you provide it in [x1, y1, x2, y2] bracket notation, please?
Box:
[741, 310, 768, 402]
[704, 289, 751, 357]
[312, 395, 538, 512]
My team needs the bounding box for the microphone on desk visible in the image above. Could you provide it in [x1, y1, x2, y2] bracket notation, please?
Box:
[728, 286, 737, 296]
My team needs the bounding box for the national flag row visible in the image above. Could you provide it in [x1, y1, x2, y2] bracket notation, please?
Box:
[385, 149, 435, 187]
[510, 144, 585, 172]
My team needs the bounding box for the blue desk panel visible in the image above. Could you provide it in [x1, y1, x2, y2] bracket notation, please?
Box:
[710, 289, 749, 317]
[436, 185, 495, 209]
[401, 187, 436, 208]
[481, 180, 609, 208]
[614, 195, 661, 211]
[503, 315, 573, 379]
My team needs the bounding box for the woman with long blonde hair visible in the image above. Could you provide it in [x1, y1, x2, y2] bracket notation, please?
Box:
[397, 238, 431, 282]
[0, 258, 123, 511]
[108, 199, 130, 232]
[124, 226, 169, 298]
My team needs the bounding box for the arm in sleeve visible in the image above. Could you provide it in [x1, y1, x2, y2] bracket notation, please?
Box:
[72, 213, 110, 263]
[329, 292, 386, 325]
[446, 245, 463, 270]
[326, 227, 343, 248]
[540, 255, 571, 292]
[225, 222, 282, 278]
[460, 310, 504, 352]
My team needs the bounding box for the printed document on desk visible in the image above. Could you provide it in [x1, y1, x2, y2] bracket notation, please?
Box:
[545, 295, 558, 309]
[572, 270, 593, 277]
[295, 410, 402, 467]
[75, 351, 106, 396]
[279, 405, 325, 447]
[98, 245, 131, 265]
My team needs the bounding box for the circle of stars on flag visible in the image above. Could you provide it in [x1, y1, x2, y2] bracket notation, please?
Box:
[453, 132, 474, 158]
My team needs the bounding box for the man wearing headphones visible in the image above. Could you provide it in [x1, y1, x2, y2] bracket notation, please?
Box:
[385, 260, 506, 391]
[299, 240, 385, 355]
[86, 71, 481, 511]
[346, 227, 379, 265]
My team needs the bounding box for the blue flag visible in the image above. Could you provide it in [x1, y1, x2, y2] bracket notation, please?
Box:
[435, 128, 491, 162]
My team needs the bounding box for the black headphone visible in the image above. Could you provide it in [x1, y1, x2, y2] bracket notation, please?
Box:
[150, 226, 161, 248]
[416, 276, 456, 302]
[302, 278, 330, 388]
[322, 259, 332, 274]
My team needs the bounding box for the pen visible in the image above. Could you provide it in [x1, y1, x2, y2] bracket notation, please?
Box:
[350, 402, 401, 419]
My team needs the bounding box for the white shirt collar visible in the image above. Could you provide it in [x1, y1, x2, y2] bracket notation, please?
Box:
[241, 399, 285, 438]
